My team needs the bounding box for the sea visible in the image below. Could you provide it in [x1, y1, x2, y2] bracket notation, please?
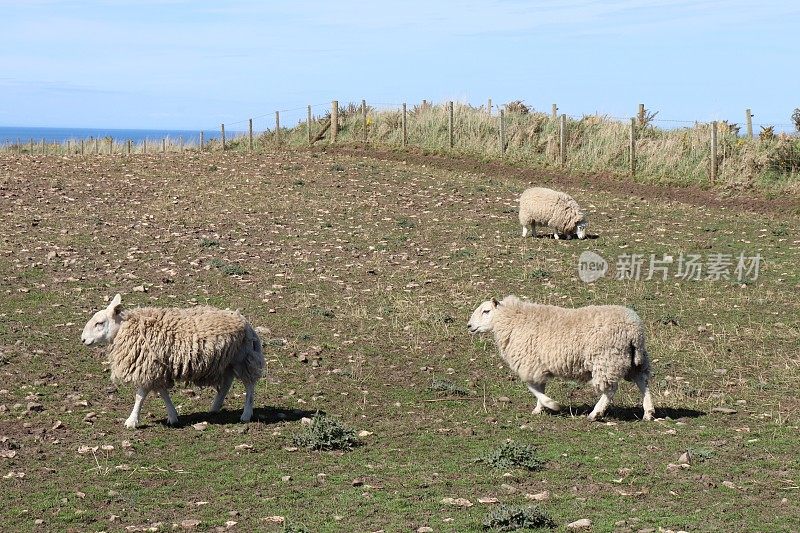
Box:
[0, 126, 237, 145]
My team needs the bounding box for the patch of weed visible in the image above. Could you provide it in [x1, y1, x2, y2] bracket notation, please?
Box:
[429, 379, 470, 396]
[477, 442, 545, 471]
[292, 413, 359, 451]
[482, 505, 556, 531]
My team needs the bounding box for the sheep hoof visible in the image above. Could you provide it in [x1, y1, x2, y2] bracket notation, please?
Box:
[124, 418, 138, 429]
[643, 411, 655, 421]
[553, 233, 560, 240]
[240, 414, 252, 423]
[532, 407, 543, 415]
[166, 417, 179, 426]
[587, 413, 601, 422]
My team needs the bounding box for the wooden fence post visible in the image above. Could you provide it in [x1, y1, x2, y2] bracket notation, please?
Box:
[307, 105, 313, 146]
[499, 109, 506, 154]
[79, 139, 84, 156]
[448, 101, 454, 148]
[710, 121, 718, 183]
[143, 138, 147, 154]
[162, 138, 166, 153]
[94, 138, 98, 155]
[180, 136, 184, 152]
[248, 119, 253, 152]
[629, 118, 636, 176]
[402, 103, 407, 147]
[200, 131, 204, 152]
[221, 124, 226, 150]
[42, 138, 46, 155]
[745, 109, 753, 139]
[362, 99, 368, 144]
[559, 114, 567, 166]
[551, 104, 558, 119]
[275, 111, 281, 144]
[127, 139, 131, 155]
[487, 98, 492, 116]
[331, 101, 338, 143]
[67, 140, 71, 154]
[638, 103, 645, 126]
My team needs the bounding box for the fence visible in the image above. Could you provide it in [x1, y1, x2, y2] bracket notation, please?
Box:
[2, 100, 798, 187]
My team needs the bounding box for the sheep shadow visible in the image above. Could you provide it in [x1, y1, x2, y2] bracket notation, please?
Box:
[554, 404, 705, 422]
[173, 406, 320, 427]
[534, 233, 600, 240]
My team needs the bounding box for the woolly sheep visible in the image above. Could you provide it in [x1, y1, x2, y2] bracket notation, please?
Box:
[468, 295, 654, 421]
[81, 294, 264, 428]
[519, 187, 587, 240]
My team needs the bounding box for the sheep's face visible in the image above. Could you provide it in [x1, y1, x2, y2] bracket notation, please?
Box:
[81, 294, 123, 346]
[576, 221, 588, 240]
[467, 298, 498, 334]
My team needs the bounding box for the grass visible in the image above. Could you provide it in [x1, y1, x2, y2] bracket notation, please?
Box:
[0, 149, 798, 531]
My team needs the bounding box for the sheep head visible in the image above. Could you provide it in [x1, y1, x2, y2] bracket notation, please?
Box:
[467, 298, 499, 334]
[81, 293, 124, 346]
[576, 221, 588, 240]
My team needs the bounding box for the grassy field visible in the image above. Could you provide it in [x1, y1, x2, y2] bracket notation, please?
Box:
[0, 149, 798, 532]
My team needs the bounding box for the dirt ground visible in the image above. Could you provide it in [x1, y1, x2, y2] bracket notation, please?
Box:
[0, 149, 798, 532]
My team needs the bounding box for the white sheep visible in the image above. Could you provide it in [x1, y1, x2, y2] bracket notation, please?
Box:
[81, 294, 264, 428]
[519, 187, 588, 240]
[468, 295, 654, 421]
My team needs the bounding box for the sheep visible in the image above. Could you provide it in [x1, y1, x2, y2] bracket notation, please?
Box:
[80, 294, 264, 428]
[467, 295, 654, 421]
[518, 187, 587, 240]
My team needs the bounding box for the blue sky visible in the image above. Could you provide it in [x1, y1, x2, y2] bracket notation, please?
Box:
[1, 0, 798, 130]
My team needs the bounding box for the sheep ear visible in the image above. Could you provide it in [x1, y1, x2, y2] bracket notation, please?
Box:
[108, 293, 122, 315]
[491, 297, 499, 307]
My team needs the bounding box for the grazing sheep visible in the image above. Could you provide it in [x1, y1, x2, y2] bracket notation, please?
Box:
[519, 187, 587, 240]
[81, 294, 264, 428]
[468, 296, 654, 421]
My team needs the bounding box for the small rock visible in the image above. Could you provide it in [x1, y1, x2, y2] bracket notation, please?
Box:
[525, 490, 550, 501]
[722, 480, 737, 489]
[500, 483, 517, 493]
[441, 497, 473, 507]
[191, 422, 208, 431]
[234, 444, 253, 451]
[352, 478, 364, 487]
[0, 450, 17, 459]
[477, 496, 499, 504]
[46, 251, 58, 261]
[711, 407, 737, 414]
[280, 475, 291, 482]
[357, 430, 373, 438]
[26, 402, 44, 413]
[51, 420, 63, 430]
[180, 519, 201, 529]
[300, 417, 313, 425]
[566, 518, 592, 530]
[34, 518, 44, 525]
[132, 285, 147, 293]
[263, 516, 285, 523]
[416, 528, 434, 533]
[497, 396, 511, 403]
[678, 451, 691, 465]
[83, 412, 97, 423]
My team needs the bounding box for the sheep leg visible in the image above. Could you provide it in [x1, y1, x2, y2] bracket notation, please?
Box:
[531, 222, 536, 238]
[158, 389, 180, 426]
[240, 381, 255, 422]
[124, 387, 149, 429]
[635, 373, 655, 421]
[587, 384, 618, 421]
[211, 371, 235, 412]
[526, 382, 561, 413]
